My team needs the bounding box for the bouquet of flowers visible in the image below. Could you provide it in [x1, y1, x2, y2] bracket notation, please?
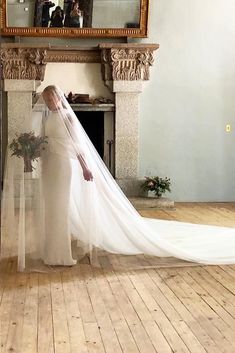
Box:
[141, 176, 171, 198]
[9, 132, 48, 172]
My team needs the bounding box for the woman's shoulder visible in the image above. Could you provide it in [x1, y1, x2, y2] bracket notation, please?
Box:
[49, 107, 68, 114]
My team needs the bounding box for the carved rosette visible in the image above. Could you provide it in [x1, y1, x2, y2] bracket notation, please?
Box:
[101, 47, 156, 81]
[0, 48, 47, 80]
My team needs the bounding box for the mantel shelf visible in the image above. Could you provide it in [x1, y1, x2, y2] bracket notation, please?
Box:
[32, 103, 115, 112]
[70, 103, 115, 112]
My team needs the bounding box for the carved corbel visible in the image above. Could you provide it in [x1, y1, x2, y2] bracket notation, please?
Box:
[0, 48, 47, 81]
[100, 44, 159, 82]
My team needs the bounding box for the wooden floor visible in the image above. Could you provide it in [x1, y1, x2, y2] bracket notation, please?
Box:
[1, 203, 235, 353]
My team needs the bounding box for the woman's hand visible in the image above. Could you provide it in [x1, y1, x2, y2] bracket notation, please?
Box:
[83, 168, 93, 181]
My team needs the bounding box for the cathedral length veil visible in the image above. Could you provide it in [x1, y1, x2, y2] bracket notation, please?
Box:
[1, 85, 235, 272]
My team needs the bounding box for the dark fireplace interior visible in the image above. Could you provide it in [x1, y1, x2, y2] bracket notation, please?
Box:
[74, 111, 104, 159]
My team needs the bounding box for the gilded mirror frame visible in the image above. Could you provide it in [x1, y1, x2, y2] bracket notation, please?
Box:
[0, 0, 149, 37]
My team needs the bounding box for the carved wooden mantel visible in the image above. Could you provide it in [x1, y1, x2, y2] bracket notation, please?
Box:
[0, 43, 159, 82]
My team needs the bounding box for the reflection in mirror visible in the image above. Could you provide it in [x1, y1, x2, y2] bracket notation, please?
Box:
[7, 0, 141, 28]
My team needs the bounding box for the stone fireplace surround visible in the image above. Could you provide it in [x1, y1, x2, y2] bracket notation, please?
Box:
[1, 43, 159, 196]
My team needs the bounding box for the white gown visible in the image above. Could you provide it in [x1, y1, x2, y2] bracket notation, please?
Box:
[42, 111, 76, 265]
[41, 110, 235, 267]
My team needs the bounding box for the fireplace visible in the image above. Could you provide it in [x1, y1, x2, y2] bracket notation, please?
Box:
[1, 43, 159, 196]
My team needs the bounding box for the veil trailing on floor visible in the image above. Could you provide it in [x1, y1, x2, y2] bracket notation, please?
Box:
[1, 85, 235, 272]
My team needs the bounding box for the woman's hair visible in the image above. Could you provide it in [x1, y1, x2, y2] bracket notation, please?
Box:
[43, 85, 59, 95]
[42, 85, 67, 108]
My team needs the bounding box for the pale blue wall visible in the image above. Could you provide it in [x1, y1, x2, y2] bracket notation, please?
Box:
[5, 0, 235, 201]
[138, 0, 235, 201]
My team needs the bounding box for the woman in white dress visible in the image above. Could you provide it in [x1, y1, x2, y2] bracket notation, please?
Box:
[41, 87, 93, 265]
[1, 85, 235, 272]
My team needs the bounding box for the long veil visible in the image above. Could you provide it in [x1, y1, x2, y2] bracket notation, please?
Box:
[1, 85, 235, 272]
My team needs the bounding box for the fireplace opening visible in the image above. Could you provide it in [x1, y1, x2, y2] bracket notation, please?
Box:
[75, 111, 104, 159]
[71, 105, 115, 176]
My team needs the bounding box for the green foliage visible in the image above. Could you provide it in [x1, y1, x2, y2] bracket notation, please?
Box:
[141, 176, 171, 198]
[9, 132, 48, 160]
[9, 132, 48, 172]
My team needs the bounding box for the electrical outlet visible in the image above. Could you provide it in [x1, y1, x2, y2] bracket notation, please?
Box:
[226, 124, 231, 132]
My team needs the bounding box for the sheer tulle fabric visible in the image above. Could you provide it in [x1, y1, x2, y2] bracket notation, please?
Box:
[1, 87, 235, 272]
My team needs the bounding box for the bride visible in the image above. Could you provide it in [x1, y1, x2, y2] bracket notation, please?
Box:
[1, 85, 235, 272]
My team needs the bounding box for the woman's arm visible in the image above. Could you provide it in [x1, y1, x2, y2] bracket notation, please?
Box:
[66, 113, 93, 181]
[77, 153, 93, 181]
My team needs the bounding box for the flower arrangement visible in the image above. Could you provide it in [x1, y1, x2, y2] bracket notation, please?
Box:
[9, 132, 48, 172]
[141, 176, 171, 198]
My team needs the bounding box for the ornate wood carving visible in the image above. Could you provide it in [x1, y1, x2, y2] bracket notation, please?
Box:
[100, 44, 159, 81]
[0, 48, 47, 80]
[0, 44, 159, 83]
[46, 49, 100, 63]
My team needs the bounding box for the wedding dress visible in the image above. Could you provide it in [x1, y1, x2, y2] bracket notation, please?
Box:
[1, 86, 235, 272]
[42, 111, 76, 266]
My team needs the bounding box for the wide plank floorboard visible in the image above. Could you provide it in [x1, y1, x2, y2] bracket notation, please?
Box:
[1, 203, 235, 353]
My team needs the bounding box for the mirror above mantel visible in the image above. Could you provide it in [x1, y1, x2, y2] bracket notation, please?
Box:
[0, 0, 149, 37]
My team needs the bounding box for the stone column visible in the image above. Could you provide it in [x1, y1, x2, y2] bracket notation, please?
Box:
[99, 43, 159, 196]
[113, 81, 142, 194]
[1, 47, 47, 208]
[4, 80, 41, 140]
